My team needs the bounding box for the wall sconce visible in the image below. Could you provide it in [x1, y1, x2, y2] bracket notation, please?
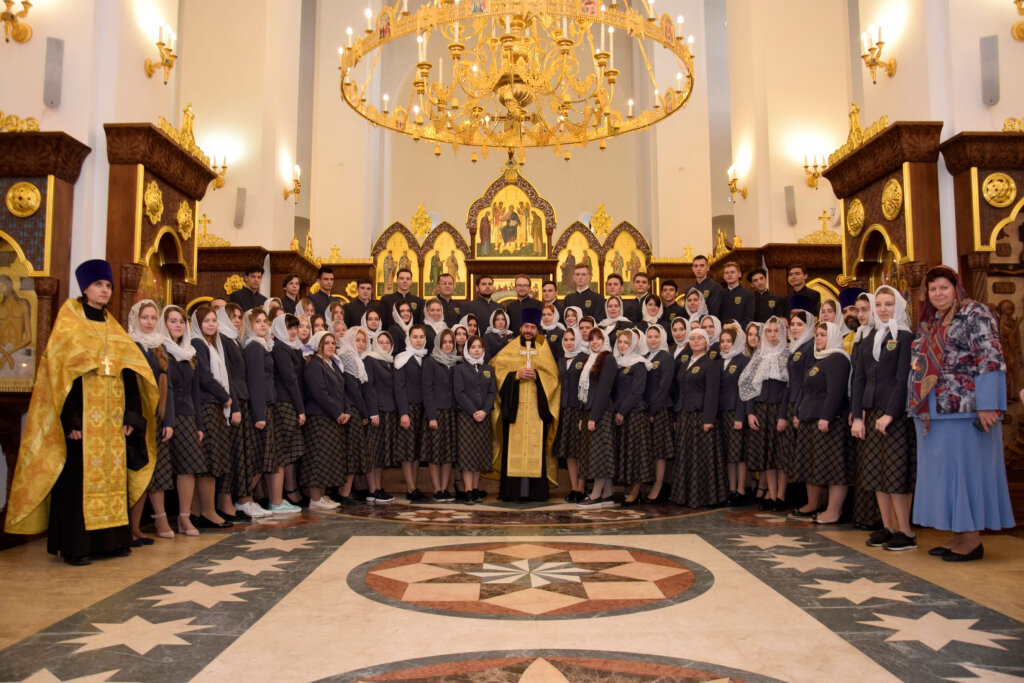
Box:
[1013, 0, 1024, 42]
[283, 165, 301, 203]
[727, 166, 747, 202]
[2, 0, 32, 43]
[860, 26, 896, 84]
[144, 25, 177, 85]
[804, 155, 828, 189]
[210, 157, 228, 190]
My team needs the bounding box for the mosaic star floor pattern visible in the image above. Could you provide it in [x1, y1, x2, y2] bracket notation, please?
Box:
[0, 503, 1021, 682]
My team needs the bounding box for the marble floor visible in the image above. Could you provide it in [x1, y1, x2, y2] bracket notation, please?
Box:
[0, 499, 1022, 683]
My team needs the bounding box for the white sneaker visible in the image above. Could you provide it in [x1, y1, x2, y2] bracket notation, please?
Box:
[320, 495, 342, 509]
[237, 501, 271, 518]
[309, 497, 337, 511]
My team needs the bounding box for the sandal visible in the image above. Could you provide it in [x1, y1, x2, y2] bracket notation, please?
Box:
[152, 512, 174, 539]
[177, 513, 199, 537]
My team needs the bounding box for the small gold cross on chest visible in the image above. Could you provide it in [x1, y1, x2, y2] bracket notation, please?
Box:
[100, 355, 113, 376]
[519, 341, 537, 369]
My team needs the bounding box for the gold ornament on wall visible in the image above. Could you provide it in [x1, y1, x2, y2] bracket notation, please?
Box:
[329, 244, 341, 261]
[411, 204, 432, 240]
[196, 214, 230, 247]
[881, 178, 903, 220]
[5, 181, 41, 218]
[590, 204, 612, 240]
[223, 274, 244, 294]
[682, 245, 694, 263]
[982, 172, 1017, 208]
[799, 210, 842, 245]
[829, 103, 888, 166]
[144, 181, 164, 225]
[0, 110, 39, 132]
[1004, 117, 1024, 132]
[1, 1, 32, 44]
[1013, 0, 1024, 42]
[176, 200, 194, 240]
[345, 281, 359, 298]
[846, 199, 865, 237]
[156, 104, 209, 165]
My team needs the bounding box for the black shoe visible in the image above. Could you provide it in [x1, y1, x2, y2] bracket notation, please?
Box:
[64, 555, 92, 566]
[928, 546, 952, 557]
[576, 496, 600, 507]
[473, 489, 487, 500]
[882, 532, 917, 551]
[352, 488, 370, 502]
[454, 489, 468, 502]
[757, 495, 774, 511]
[130, 536, 154, 547]
[217, 510, 240, 523]
[773, 498, 789, 512]
[470, 490, 484, 503]
[373, 489, 394, 503]
[230, 508, 252, 521]
[787, 508, 817, 521]
[622, 497, 640, 507]
[103, 547, 132, 558]
[192, 514, 234, 530]
[433, 490, 454, 502]
[407, 489, 426, 503]
[866, 528, 894, 547]
[942, 544, 983, 562]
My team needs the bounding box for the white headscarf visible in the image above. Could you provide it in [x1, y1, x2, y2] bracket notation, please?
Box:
[336, 327, 369, 382]
[191, 309, 231, 417]
[788, 310, 815, 351]
[577, 330, 612, 403]
[686, 328, 711, 368]
[670, 318, 691, 359]
[599, 296, 631, 331]
[699, 315, 722, 345]
[562, 328, 584, 360]
[128, 300, 163, 349]
[684, 288, 709, 320]
[485, 309, 512, 338]
[821, 298, 851, 336]
[263, 297, 282, 314]
[309, 330, 332, 358]
[423, 299, 448, 336]
[462, 339, 486, 366]
[562, 305, 583, 331]
[158, 305, 196, 362]
[430, 329, 460, 367]
[720, 323, 746, 364]
[216, 306, 239, 342]
[243, 309, 274, 352]
[614, 328, 653, 369]
[738, 316, 790, 401]
[853, 292, 876, 344]
[457, 314, 479, 337]
[644, 324, 670, 358]
[815, 321, 851, 360]
[392, 304, 414, 337]
[360, 310, 382, 341]
[642, 298, 664, 326]
[366, 331, 395, 364]
[540, 304, 565, 332]
[871, 285, 911, 361]
[271, 314, 301, 350]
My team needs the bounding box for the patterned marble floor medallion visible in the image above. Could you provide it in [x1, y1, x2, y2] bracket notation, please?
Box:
[722, 508, 816, 528]
[333, 501, 699, 527]
[325, 649, 780, 682]
[350, 540, 712, 619]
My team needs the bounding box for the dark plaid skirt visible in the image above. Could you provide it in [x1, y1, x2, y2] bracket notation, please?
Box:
[808, 417, 853, 486]
[271, 402, 304, 468]
[649, 409, 676, 460]
[615, 411, 655, 484]
[852, 486, 882, 527]
[785, 417, 816, 483]
[253, 403, 278, 474]
[718, 410, 746, 464]
[199, 404, 232, 478]
[149, 424, 175, 492]
[858, 407, 916, 494]
[167, 413, 212, 476]
[745, 401, 783, 471]
[395, 403, 424, 462]
[457, 411, 493, 472]
[299, 414, 347, 488]
[552, 406, 584, 462]
[580, 410, 616, 479]
[367, 411, 399, 469]
[423, 409, 457, 465]
[670, 410, 727, 508]
[344, 408, 371, 475]
[223, 400, 260, 497]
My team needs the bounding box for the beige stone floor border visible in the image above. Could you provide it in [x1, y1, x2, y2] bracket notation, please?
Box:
[0, 534, 226, 651]
[193, 534, 899, 683]
[818, 527, 1024, 622]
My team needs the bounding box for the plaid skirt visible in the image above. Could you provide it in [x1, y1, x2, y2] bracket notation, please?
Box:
[223, 400, 260, 497]
[252, 403, 278, 474]
[299, 414, 347, 488]
[197, 404, 231, 479]
[670, 410, 727, 508]
[367, 411, 399, 469]
[858, 407, 916, 494]
[580, 410, 616, 480]
[808, 417, 853, 486]
[167, 413, 212, 476]
[852, 486, 882, 527]
[745, 401, 783, 472]
[552, 406, 584, 462]
[785, 417, 816, 483]
[271, 402, 304, 468]
[423, 408, 457, 464]
[718, 410, 746, 464]
[395, 403, 424, 462]
[457, 411, 493, 472]
[344, 408, 371, 475]
[149, 422, 175, 492]
[649, 409, 676, 460]
[615, 411, 655, 484]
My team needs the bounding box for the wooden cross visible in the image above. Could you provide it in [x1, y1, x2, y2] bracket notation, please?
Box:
[101, 355, 113, 376]
[520, 340, 537, 369]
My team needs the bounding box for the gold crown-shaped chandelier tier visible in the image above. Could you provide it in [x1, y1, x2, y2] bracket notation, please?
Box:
[339, 0, 696, 158]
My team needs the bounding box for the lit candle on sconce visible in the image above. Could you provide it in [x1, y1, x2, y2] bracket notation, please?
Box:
[347, 26, 353, 48]
[365, 7, 373, 32]
[687, 34, 694, 46]
[417, 34, 424, 61]
[403, 0, 408, 12]
[600, 7, 606, 51]
[676, 15, 684, 38]
[653, 88, 659, 107]
[627, 98, 634, 118]
[676, 72, 682, 91]
[169, 32, 176, 51]
[438, 56, 443, 82]
[608, 26, 614, 67]
[294, 164, 301, 180]
[158, 25, 164, 44]
[382, 93, 389, 113]
[648, 0, 656, 20]
[505, 14, 511, 34]
[562, 16, 567, 35]
[338, 45, 344, 66]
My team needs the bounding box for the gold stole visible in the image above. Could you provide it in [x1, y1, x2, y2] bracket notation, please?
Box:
[5, 299, 158, 534]
[488, 335, 561, 485]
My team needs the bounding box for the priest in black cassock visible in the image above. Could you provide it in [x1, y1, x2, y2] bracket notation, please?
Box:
[489, 307, 560, 502]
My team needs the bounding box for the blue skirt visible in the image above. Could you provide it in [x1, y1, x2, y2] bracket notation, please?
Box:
[912, 375, 1015, 533]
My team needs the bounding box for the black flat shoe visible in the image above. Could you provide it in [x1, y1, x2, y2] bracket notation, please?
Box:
[131, 536, 155, 547]
[942, 544, 983, 562]
[928, 546, 952, 556]
[64, 555, 92, 566]
[103, 547, 132, 558]
[622, 497, 640, 507]
[192, 514, 233, 529]
[218, 510, 241, 522]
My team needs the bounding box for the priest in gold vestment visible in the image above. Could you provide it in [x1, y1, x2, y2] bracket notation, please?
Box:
[5, 260, 158, 566]
[489, 307, 559, 501]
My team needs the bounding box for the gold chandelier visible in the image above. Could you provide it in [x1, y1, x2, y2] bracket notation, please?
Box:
[339, 0, 695, 161]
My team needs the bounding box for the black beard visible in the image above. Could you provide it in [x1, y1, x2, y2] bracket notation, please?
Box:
[844, 316, 859, 331]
